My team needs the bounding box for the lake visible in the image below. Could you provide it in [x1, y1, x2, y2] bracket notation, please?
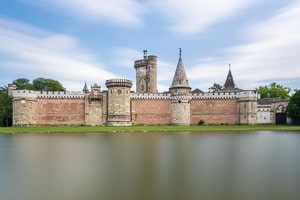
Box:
[0, 131, 300, 200]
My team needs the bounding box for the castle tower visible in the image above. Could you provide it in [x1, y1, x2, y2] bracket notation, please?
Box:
[218, 66, 257, 124]
[169, 48, 192, 125]
[134, 50, 157, 93]
[11, 92, 38, 126]
[105, 79, 133, 126]
[237, 91, 258, 125]
[84, 83, 104, 126]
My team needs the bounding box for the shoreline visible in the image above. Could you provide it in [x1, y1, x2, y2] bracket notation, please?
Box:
[1, 125, 300, 134]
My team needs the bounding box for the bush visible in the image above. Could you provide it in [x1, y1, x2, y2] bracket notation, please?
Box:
[198, 120, 205, 125]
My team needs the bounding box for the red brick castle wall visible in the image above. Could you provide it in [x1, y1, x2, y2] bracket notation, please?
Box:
[36, 98, 85, 125]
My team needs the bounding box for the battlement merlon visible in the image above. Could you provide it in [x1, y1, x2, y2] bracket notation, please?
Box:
[11, 90, 84, 99]
[134, 55, 157, 68]
[105, 79, 133, 88]
[131, 92, 171, 100]
[236, 90, 257, 100]
[191, 90, 257, 100]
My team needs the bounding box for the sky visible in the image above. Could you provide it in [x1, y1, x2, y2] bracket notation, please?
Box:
[0, 0, 299, 92]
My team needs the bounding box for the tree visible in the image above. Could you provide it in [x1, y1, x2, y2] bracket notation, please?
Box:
[209, 83, 222, 92]
[33, 78, 65, 91]
[257, 82, 291, 99]
[13, 78, 34, 90]
[286, 90, 300, 124]
[0, 86, 12, 127]
[13, 77, 65, 91]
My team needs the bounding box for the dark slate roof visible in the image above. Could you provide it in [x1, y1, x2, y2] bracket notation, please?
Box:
[92, 83, 99, 88]
[223, 69, 235, 88]
[82, 82, 89, 92]
[192, 88, 204, 94]
[221, 68, 241, 91]
[257, 97, 288, 105]
[170, 57, 191, 89]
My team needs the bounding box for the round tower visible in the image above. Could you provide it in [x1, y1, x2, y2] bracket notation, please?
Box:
[12, 91, 38, 126]
[169, 49, 192, 125]
[134, 50, 157, 93]
[237, 90, 258, 125]
[105, 79, 133, 126]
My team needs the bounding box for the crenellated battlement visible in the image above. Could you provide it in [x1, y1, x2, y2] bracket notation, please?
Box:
[131, 92, 171, 100]
[191, 90, 257, 100]
[192, 91, 237, 100]
[134, 59, 147, 67]
[236, 90, 257, 99]
[12, 90, 84, 99]
[105, 79, 133, 88]
[134, 55, 157, 67]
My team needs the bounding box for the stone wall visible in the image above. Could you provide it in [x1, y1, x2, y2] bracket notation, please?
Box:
[257, 106, 271, 124]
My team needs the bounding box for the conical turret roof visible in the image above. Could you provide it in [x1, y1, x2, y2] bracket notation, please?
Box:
[224, 69, 235, 89]
[221, 65, 241, 91]
[170, 49, 191, 89]
[83, 82, 89, 92]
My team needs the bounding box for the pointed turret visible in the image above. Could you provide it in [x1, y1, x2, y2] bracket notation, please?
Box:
[222, 64, 240, 91]
[169, 48, 191, 126]
[83, 82, 89, 93]
[169, 48, 191, 91]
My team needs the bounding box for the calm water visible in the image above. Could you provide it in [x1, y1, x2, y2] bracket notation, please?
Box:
[0, 131, 300, 200]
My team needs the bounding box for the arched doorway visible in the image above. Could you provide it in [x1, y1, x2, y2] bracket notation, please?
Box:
[275, 105, 286, 125]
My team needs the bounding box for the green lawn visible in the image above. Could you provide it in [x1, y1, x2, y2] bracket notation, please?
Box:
[0, 125, 300, 133]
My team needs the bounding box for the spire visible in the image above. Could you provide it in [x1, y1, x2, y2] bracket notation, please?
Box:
[222, 65, 238, 90]
[83, 82, 89, 93]
[170, 48, 191, 89]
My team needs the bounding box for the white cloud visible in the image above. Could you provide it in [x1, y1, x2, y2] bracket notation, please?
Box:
[0, 18, 117, 90]
[25, 0, 145, 26]
[188, 1, 300, 90]
[150, 0, 262, 35]
[110, 47, 142, 68]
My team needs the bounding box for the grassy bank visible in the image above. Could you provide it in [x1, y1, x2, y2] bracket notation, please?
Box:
[0, 125, 300, 133]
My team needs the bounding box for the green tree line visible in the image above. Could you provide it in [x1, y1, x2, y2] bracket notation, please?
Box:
[13, 78, 65, 91]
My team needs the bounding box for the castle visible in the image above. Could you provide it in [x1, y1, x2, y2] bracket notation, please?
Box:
[9, 50, 288, 126]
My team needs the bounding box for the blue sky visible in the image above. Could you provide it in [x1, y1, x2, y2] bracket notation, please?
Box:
[0, 0, 299, 92]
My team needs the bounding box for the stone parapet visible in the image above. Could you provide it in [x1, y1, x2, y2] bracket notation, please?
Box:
[134, 55, 157, 68]
[236, 90, 257, 99]
[191, 90, 257, 100]
[192, 92, 237, 100]
[131, 93, 171, 100]
[105, 79, 132, 88]
[12, 90, 84, 99]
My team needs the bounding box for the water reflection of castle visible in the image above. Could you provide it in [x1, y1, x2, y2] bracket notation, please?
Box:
[9, 50, 288, 126]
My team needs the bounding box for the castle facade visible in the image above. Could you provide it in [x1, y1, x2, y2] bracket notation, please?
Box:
[9, 50, 286, 126]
